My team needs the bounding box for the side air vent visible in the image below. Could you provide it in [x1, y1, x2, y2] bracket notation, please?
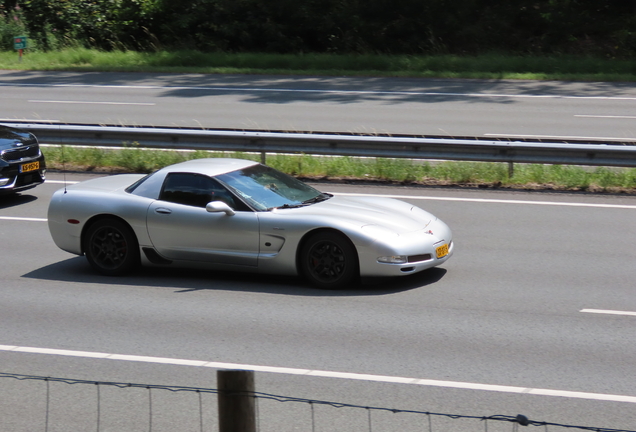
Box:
[143, 247, 173, 265]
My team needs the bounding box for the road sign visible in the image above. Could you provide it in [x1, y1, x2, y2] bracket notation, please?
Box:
[14, 36, 27, 50]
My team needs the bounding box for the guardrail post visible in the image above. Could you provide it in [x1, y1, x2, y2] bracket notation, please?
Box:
[508, 161, 514, 178]
[218, 370, 256, 432]
[260, 151, 266, 164]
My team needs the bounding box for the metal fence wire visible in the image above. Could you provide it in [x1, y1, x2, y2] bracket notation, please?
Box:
[0, 372, 633, 432]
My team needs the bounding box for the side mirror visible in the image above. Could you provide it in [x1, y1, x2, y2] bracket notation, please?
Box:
[206, 201, 235, 216]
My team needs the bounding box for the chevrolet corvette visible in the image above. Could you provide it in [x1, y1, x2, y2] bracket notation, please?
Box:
[48, 158, 453, 289]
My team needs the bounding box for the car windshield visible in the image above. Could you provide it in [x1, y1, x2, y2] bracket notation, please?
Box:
[215, 164, 329, 211]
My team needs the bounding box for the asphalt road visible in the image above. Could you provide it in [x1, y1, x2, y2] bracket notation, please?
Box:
[1, 70, 636, 140]
[1, 174, 635, 431]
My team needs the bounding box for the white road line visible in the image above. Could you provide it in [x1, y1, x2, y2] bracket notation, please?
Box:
[0, 216, 47, 222]
[2, 82, 636, 101]
[0, 344, 634, 404]
[334, 192, 636, 209]
[45, 180, 80, 184]
[485, 133, 636, 142]
[40, 143, 193, 153]
[28, 100, 155, 106]
[2, 190, 636, 226]
[575, 115, 636, 119]
[580, 309, 636, 317]
[0, 118, 60, 122]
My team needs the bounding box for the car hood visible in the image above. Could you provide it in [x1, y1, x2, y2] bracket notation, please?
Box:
[0, 125, 37, 150]
[274, 194, 435, 234]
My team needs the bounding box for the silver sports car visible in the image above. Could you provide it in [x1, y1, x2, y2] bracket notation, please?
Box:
[48, 158, 453, 289]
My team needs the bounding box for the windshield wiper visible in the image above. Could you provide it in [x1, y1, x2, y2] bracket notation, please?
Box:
[302, 193, 332, 205]
[268, 193, 332, 211]
[267, 202, 308, 210]
[271, 203, 306, 210]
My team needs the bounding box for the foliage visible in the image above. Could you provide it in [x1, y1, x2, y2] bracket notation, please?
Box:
[7, 0, 636, 56]
[19, 0, 158, 50]
[0, 1, 27, 51]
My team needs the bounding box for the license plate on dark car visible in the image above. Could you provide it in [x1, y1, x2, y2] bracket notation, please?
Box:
[20, 161, 39, 173]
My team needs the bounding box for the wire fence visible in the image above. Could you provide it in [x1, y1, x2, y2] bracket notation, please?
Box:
[1, 372, 634, 432]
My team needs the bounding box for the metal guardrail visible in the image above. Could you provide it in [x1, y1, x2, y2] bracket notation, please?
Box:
[4, 123, 636, 168]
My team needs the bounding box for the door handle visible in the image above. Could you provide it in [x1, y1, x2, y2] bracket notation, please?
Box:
[155, 208, 172, 214]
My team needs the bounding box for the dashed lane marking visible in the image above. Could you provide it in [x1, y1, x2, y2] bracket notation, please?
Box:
[581, 309, 636, 317]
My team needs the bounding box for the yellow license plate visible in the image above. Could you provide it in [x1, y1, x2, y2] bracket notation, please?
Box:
[435, 244, 449, 259]
[20, 161, 39, 173]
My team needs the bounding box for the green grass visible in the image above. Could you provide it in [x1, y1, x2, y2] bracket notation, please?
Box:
[1, 48, 636, 81]
[43, 146, 636, 193]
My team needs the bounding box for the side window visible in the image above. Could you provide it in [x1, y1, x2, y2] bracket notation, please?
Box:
[160, 173, 248, 210]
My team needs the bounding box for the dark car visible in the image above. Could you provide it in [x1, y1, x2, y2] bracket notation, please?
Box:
[0, 125, 46, 194]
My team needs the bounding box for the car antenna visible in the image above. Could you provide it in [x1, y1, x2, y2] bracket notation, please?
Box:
[60, 125, 67, 194]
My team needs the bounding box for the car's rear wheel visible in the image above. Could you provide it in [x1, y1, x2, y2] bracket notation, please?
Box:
[300, 232, 359, 289]
[84, 218, 140, 276]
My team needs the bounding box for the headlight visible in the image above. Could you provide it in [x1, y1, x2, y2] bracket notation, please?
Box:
[378, 255, 408, 264]
[0, 178, 10, 186]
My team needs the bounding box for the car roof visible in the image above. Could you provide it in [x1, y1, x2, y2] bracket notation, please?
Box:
[159, 158, 260, 177]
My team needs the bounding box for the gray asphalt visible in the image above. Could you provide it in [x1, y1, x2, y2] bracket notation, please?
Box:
[1, 70, 636, 139]
[1, 71, 635, 430]
[1, 174, 635, 431]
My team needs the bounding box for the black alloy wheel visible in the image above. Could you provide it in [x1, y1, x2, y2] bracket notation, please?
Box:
[300, 231, 359, 289]
[84, 218, 140, 276]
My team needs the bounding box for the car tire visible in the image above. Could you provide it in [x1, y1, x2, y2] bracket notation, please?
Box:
[83, 218, 140, 276]
[300, 231, 359, 289]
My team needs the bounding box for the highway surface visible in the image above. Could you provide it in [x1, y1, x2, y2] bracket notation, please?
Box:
[1, 174, 635, 431]
[1, 70, 636, 140]
[1, 71, 635, 431]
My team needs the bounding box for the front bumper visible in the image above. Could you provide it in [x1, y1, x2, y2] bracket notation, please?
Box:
[372, 240, 454, 276]
[357, 218, 454, 277]
[0, 156, 46, 194]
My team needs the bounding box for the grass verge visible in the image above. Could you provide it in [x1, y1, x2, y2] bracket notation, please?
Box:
[1, 49, 636, 81]
[43, 146, 636, 194]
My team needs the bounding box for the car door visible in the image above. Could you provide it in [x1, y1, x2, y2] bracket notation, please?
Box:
[146, 172, 260, 266]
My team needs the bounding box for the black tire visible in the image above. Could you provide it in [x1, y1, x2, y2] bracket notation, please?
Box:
[83, 218, 140, 276]
[300, 231, 359, 289]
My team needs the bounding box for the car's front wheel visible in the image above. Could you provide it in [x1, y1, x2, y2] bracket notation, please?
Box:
[300, 231, 359, 289]
[83, 218, 140, 276]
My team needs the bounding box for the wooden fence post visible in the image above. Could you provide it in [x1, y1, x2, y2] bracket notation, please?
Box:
[217, 370, 256, 432]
